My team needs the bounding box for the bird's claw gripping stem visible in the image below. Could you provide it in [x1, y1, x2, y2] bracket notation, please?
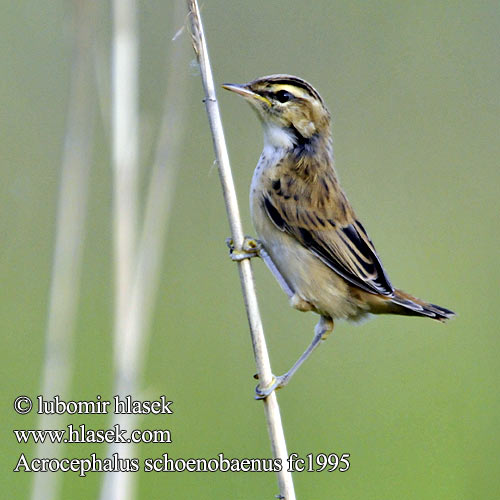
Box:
[254, 374, 289, 400]
[226, 236, 262, 261]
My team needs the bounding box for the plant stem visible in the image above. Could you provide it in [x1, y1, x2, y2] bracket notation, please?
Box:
[102, 1, 139, 498]
[186, 1, 296, 498]
[31, 2, 96, 499]
[100, 3, 190, 499]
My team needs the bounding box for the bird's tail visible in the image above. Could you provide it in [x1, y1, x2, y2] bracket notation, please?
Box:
[389, 289, 455, 322]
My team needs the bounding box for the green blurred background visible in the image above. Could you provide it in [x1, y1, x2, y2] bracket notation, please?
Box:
[3, 1, 499, 498]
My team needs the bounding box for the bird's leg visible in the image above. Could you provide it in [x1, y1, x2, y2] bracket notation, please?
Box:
[226, 236, 261, 261]
[226, 237, 294, 298]
[255, 316, 334, 399]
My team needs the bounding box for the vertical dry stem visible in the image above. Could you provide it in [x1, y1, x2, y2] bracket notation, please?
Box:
[129, 2, 190, 360]
[101, 2, 189, 499]
[186, 1, 296, 498]
[31, 2, 96, 499]
[111, 0, 139, 369]
[103, 1, 140, 499]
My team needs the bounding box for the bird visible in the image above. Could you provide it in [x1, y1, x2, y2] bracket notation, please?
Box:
[222, 75, 455, 398]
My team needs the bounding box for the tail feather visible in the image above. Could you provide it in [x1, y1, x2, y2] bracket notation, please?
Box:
[391, 289, 456, 322]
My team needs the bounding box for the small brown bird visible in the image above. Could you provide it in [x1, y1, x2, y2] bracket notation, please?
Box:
[223, 75, 455, 398]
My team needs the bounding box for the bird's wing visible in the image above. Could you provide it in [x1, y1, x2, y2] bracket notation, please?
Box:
[262, 171, 394, 296]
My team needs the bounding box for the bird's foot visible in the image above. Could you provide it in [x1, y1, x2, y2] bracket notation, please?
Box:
[254, 373, 290, 400]
[226, 236, 262, 261]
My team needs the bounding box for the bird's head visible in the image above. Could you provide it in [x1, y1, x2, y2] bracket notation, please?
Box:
[223, 74, 331, 149]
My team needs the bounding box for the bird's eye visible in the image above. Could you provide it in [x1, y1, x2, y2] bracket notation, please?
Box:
[275, 90, 294, 103]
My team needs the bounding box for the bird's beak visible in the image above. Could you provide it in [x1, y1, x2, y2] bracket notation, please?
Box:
[222, 83, 271, 106]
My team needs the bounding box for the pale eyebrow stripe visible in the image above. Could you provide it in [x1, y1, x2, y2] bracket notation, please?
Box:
[264, 76, 323, 103]
[271, 84, 310, 100]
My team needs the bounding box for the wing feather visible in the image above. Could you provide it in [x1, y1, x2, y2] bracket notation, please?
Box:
[262, 171, 394, 296]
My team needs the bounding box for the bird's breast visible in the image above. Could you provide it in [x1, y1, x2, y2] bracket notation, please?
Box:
[250, 146, 282, 224]
[249, 147, 371, 321]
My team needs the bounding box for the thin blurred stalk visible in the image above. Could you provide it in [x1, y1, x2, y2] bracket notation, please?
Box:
[111, 0, 139, 366]
[101, 2, 189, 499]
[186, 1, 296, 499]
[102, 0, 139, 499]
[31, 2, 96, 500]
[128, 4, 190, 354]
